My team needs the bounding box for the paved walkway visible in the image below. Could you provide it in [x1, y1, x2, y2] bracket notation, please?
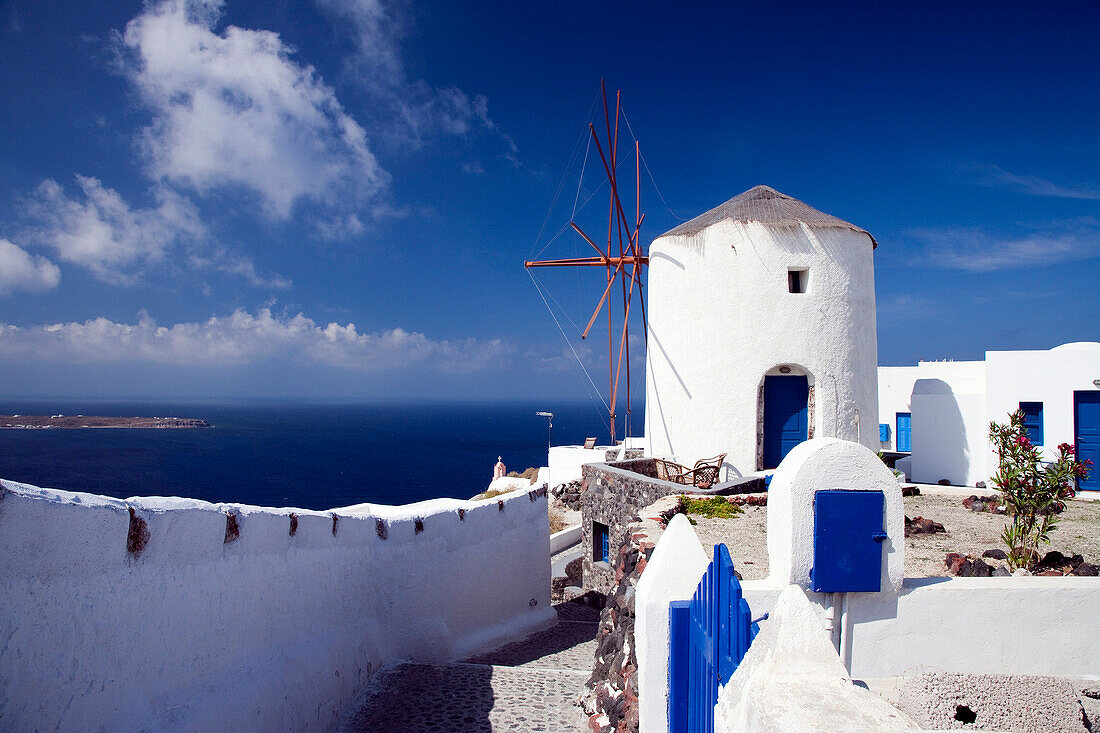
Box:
[339, 602, 599, 732]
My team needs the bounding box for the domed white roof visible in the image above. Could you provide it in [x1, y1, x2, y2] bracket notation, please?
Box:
[1051, 342, 1100, 352]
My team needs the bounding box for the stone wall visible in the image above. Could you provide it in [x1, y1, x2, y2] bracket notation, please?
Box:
[581, 463, 688, 594]
[581, 461, 764, 593]
[580, 494, 684, 733]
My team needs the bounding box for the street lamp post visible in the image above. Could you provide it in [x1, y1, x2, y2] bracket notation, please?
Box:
[536, 411, 553, 456]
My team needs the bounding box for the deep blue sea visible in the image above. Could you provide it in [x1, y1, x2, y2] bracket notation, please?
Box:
[0, 401, 620, 510]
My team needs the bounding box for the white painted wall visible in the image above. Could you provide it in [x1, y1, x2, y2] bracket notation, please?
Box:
[911, 361, 987, 488]
[741, 576, 1100, 680]
[766, 438, 904, 593]
[715, 585, 921, 732]
[879, 344, 1100, 487]
[645, 219, 879, 475]
[986, 342, 1100, 466]
[635, 514, 710, 733]
[0, 479, 553, 732]
[548, 444, 609, 488]
[876, 365, 918, 451]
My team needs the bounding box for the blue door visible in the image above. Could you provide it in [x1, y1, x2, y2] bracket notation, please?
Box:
[812, 490, 886, 592]
[763, 375, 808, 469]
[896, 412, 911, 453]
[1076, 391, 1100, 492]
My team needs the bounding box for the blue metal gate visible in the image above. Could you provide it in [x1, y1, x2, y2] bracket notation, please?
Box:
[668, 544, 759, 733]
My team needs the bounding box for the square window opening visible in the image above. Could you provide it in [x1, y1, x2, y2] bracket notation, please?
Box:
[593, 521, 610, 564]
[788, 268, 808, 293]
[1020, 401, 1043, 445]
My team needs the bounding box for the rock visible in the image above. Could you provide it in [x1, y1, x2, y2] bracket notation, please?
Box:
[1070, 554, 1085, 568]
[1037, 570, 1064, 576]
[938, 479, 951, 486]
[992, 566, 1010, 577]
[1071, 563, 1098, 577]
[1038, 550, 1066, 569]
[982, 548, 1008, 560]
[566, 557, 584, 586]
[901, 485, 921, 497]
[1011, 568, 1031, 577]
[945, 553, 967, 575]
[975, 480, 986, 488]
[966, 559, 993, 577]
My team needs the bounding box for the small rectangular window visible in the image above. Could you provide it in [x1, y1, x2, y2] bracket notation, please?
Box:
[879, 423, 890, 442]
[788, 268, 807, 293]
[1020, 402, 1043, 445]
[593, 521, 610, 563]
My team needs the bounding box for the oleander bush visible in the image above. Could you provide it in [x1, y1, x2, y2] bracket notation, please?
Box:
[989, 410, 1092, 570]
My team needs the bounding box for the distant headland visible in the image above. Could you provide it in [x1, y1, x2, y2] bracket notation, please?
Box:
[0, 415, 211, 429]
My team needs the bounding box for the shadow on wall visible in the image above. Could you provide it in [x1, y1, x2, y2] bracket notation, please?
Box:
[911, 379, 968, 485]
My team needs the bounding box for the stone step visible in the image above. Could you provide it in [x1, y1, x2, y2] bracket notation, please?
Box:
[339, 661, 589, 733]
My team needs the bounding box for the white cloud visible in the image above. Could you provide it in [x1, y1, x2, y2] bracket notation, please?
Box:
[908, 218, 1100, 272]
[118, 0, 387, 219]
[315, 0, 515, 157]
[0, 307, 512, 372]
[20, 176, 206, 285]
[0, 238, 60, 296]
[965, 163, 1100, 201]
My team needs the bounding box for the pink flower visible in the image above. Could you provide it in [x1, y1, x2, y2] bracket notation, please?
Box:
[1016, 435, 1030, 447]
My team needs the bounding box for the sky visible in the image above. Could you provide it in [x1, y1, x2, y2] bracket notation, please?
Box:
[0, 0, 1097, 408]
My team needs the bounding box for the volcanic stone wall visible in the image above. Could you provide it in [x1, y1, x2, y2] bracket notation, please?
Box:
[580, 494, 683, 733]
[581, 462, 686, 594]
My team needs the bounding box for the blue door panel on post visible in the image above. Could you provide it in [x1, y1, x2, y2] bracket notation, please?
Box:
[1076, 391, 1100, 492]
[896, 412, 911, 452]
[763, 375, 809, 469]
[668, 544, 759, 733]
[812, 490, 885, 593]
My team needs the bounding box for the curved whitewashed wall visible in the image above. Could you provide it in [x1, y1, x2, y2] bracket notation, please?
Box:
[644, 220, 879, 474]
[0, 479, 553, 732]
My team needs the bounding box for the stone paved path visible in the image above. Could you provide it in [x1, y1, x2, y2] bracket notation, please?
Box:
[339, 602, 600, 732]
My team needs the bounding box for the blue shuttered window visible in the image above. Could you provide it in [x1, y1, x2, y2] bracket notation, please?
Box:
[1020, 402, 1043, 445]
[593, 522, 610, 563]
[879, 423, 890, 442]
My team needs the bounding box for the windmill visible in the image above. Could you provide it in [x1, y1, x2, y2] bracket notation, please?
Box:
[525, 82, 649, 443]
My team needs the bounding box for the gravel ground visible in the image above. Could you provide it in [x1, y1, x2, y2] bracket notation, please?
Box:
[686, 493, 1100, 578]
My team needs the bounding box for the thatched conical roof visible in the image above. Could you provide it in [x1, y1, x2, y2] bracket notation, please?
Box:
[661, 185, 877, 248]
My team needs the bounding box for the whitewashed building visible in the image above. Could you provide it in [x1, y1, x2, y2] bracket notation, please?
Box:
[878, 342, 1100, 490]
[643, 185, 881, 476]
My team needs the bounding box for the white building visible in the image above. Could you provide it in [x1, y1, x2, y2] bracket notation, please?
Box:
[644, 185, 881, 476]
[878, 342, 1100, 490]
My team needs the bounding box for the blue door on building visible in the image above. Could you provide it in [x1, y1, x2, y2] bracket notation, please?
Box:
[1075, 391, 1100, 492]
[763, 375, 808, 469]
[896, 412, 912, 453]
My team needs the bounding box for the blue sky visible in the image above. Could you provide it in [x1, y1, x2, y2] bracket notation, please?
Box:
[0, 0, 1096, 405]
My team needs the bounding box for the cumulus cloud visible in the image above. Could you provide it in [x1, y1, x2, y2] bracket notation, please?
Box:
[908, 218, 1100, 271]
[0, 238, 60, 296]
[0, 307, 513, 372]
[118, 0, 387, 219]
[20, 175, 205, 284]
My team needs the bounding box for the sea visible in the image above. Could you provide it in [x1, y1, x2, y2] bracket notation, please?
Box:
[0, 400, 624, 510]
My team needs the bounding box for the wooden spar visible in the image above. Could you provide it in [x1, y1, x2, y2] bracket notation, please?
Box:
[522, 81, 649, 442]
